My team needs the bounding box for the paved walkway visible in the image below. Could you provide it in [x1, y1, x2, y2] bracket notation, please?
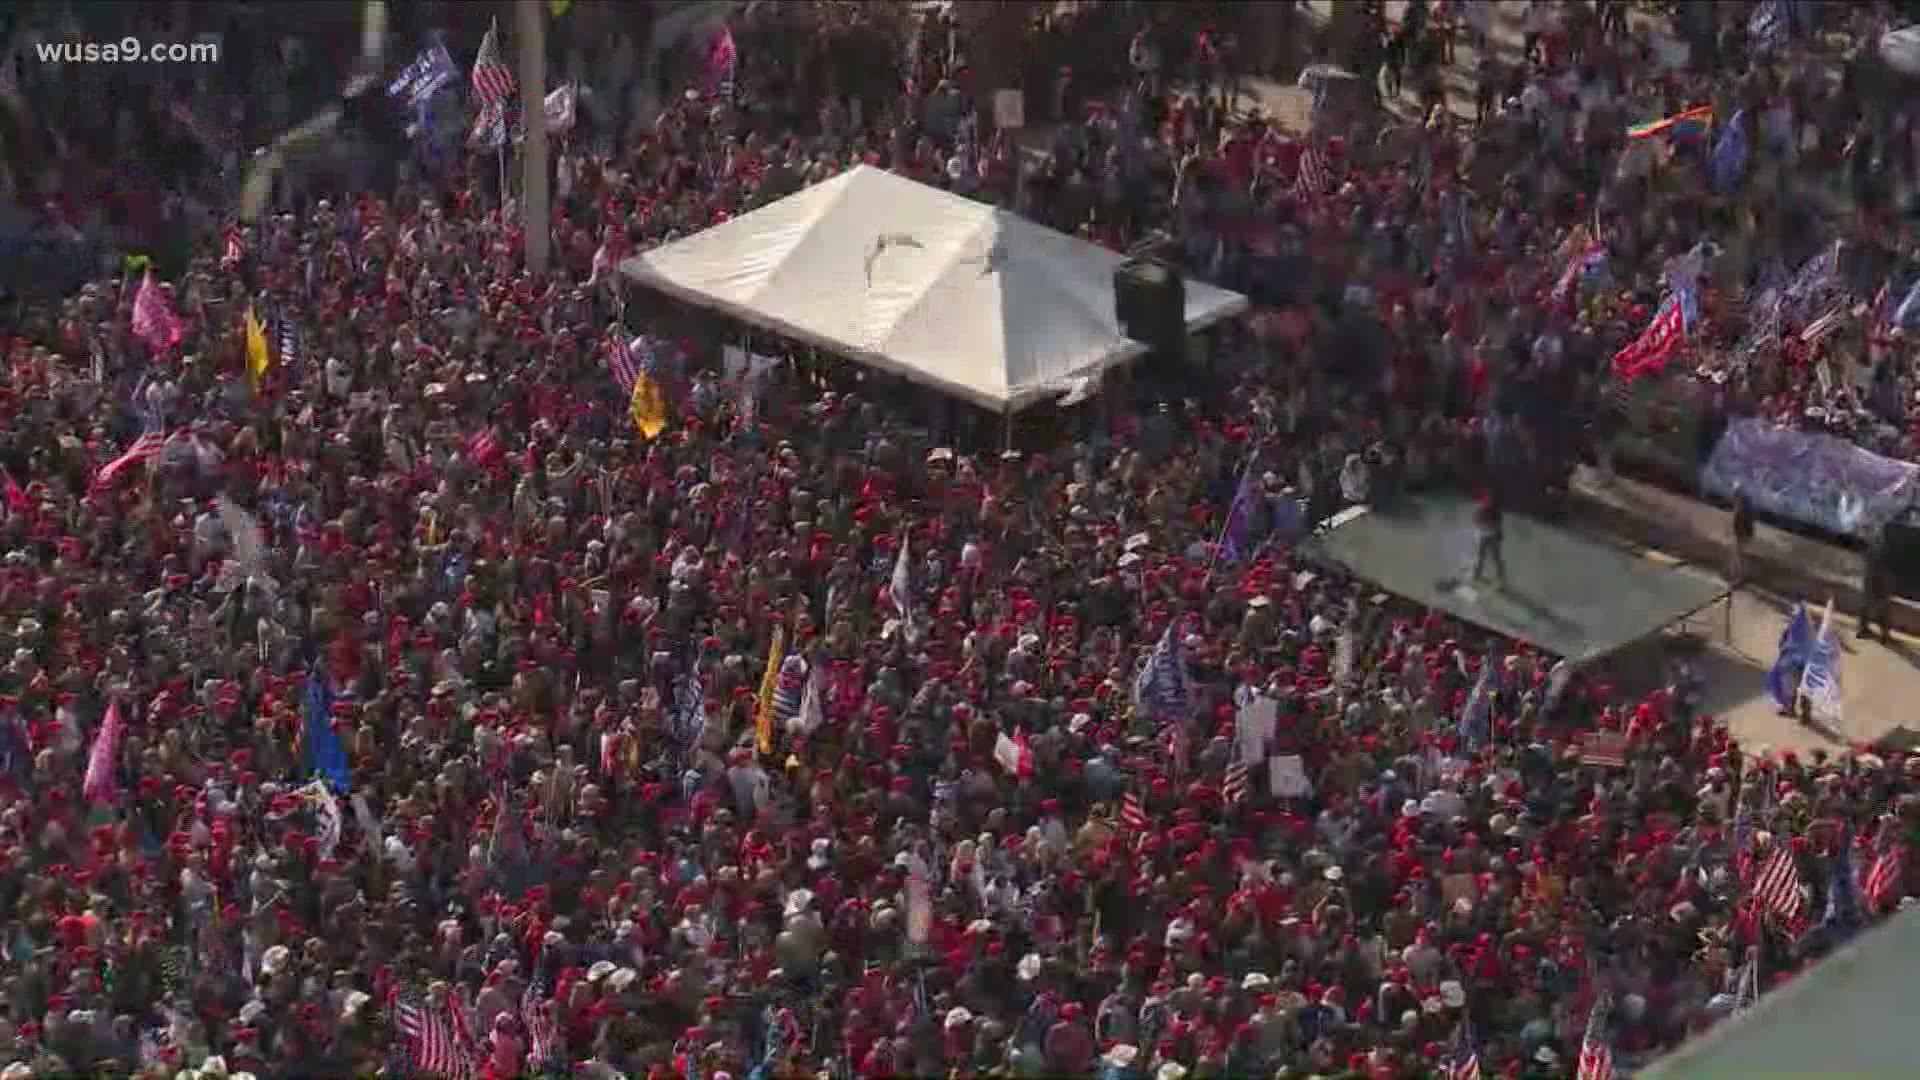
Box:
[1563, 466, 1920, 754]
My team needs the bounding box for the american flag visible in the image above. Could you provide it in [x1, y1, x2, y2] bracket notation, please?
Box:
[1120, 790, 1149, 832]
[1753, 843, 1809, 935]
[1866, 834, 1907, 914]
[469, 19, 516, 108]
[1575, 995, 1614, 1080]
[1223, 761, 1250, 805]
[392, 986, 475, 1080]
[221, 225, 245, 270]
[1296, 144, 1331, 202]
[606, 329, 639, 394]
[90, 430, 167, 494]
[1447, 1019, 1481, 1080]
[522, 970, 560, 1068]
[468, 19, 517, 148]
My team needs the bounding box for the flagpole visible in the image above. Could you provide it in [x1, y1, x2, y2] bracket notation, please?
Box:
[1201, 449, 1261, 585]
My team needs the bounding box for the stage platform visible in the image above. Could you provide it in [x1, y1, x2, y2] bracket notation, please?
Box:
[1304, 494, 1728, 663]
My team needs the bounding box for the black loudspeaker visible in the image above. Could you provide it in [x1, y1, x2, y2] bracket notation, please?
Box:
[1114, 258, 1187, 357]
[1884, 518, 1920, 599]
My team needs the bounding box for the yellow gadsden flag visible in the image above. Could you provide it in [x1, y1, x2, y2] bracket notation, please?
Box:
[244, 307, 271, 387]
[629, 369, 669, 440]
[755, 625, 785, 755]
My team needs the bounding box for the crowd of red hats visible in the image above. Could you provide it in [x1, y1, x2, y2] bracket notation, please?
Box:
[1, 4, 1919, 1080]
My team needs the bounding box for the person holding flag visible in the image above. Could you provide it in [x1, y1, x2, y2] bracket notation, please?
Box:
[1765, 602, 1813, 713]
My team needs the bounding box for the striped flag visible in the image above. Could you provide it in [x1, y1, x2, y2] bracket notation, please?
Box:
[469, 19, 516, 107]
[391, 987, 475, 1080]
[1296, 144, 1331, 202]
[90, 430, 167, 494]
[1222, 760, 1250, 805]
[1553, 231, 1607, 311]
[221, 225, 245, 270]
[1446, 1019, 1481, 1080]
[1120, 790, 1149, 832]
[1866, 836, 1907, 914]
[1753, 844, 1810, 936]
[468, 19, 516, 148]
[1575, 995, 1615, 1080]
[606, 329, 639, 394]
[522, 970, 560, 1068]
[82, 700, 125, 805]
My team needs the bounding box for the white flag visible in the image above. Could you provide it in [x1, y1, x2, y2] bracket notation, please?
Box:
[791, 663, 824, 736]
[216, 495, 266, 580]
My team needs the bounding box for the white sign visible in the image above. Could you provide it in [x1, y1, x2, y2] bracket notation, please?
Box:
[993, 89, 1025, 130]
[1269, 755, 1312, 798]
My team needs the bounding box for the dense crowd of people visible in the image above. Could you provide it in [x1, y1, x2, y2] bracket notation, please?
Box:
[1, 3, 1919, 1079]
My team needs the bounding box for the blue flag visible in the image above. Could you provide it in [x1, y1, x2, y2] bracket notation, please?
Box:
[1708, 109, 1749, 194]
[1799, 603, 1842, 722]
[303, 666, 353, 792]
[1218, 463, 1259, 564]
[389, 42, 460, 106]
[1764, 604, 1812, 709]
[1133, 624, 1190, 721]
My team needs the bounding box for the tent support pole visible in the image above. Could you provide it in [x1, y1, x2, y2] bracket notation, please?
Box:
[1003, 411, 1012, 453]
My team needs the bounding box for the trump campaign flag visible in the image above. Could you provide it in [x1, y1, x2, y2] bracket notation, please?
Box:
[1764, 603, 1813, 709]
[389, 41, 459, 106]
[1797, 597, 1841, 722]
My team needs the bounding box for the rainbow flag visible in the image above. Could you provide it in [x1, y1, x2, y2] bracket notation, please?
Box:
[1627, 105, 1713, 140]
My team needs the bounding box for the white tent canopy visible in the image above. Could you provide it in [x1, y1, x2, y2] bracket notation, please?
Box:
[619, 165, 1249, 413]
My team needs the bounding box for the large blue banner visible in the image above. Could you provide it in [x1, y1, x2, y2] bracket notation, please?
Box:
[1700, 419, 1920, 538]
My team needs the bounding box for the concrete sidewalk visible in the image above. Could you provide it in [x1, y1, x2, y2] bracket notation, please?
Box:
[1564, 465, 1920, 636]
